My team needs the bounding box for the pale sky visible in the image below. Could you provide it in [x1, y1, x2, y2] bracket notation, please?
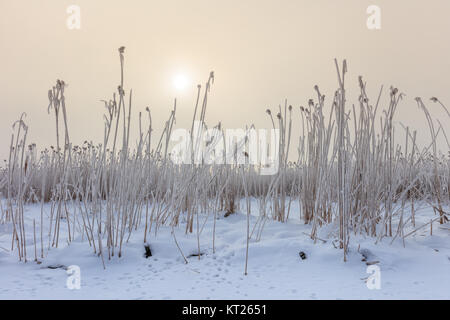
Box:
[1, 0, 449, 160]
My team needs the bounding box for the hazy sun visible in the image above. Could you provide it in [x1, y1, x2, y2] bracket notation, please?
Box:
[173, 74, 189, 91]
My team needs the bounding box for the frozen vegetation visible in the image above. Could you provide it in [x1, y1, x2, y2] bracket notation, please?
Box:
[0, 48, 449, 299]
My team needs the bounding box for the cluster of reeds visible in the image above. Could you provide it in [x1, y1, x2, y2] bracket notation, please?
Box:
[0, 48, 448, 266]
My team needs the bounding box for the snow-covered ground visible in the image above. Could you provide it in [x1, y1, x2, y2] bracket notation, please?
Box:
[0, 201, 449, 299]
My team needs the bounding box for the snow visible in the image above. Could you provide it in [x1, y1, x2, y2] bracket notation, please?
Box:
[0, 200, 449, 300]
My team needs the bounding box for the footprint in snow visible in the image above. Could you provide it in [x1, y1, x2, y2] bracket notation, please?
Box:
[359, 248, 380, 265]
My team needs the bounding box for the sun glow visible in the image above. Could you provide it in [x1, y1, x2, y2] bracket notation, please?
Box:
[173, 74, 189, 91]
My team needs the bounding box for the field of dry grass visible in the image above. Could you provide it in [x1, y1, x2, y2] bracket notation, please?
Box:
[0, 47, 448, 267]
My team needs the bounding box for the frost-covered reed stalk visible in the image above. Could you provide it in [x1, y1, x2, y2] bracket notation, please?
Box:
[1, 50, 448, 265]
